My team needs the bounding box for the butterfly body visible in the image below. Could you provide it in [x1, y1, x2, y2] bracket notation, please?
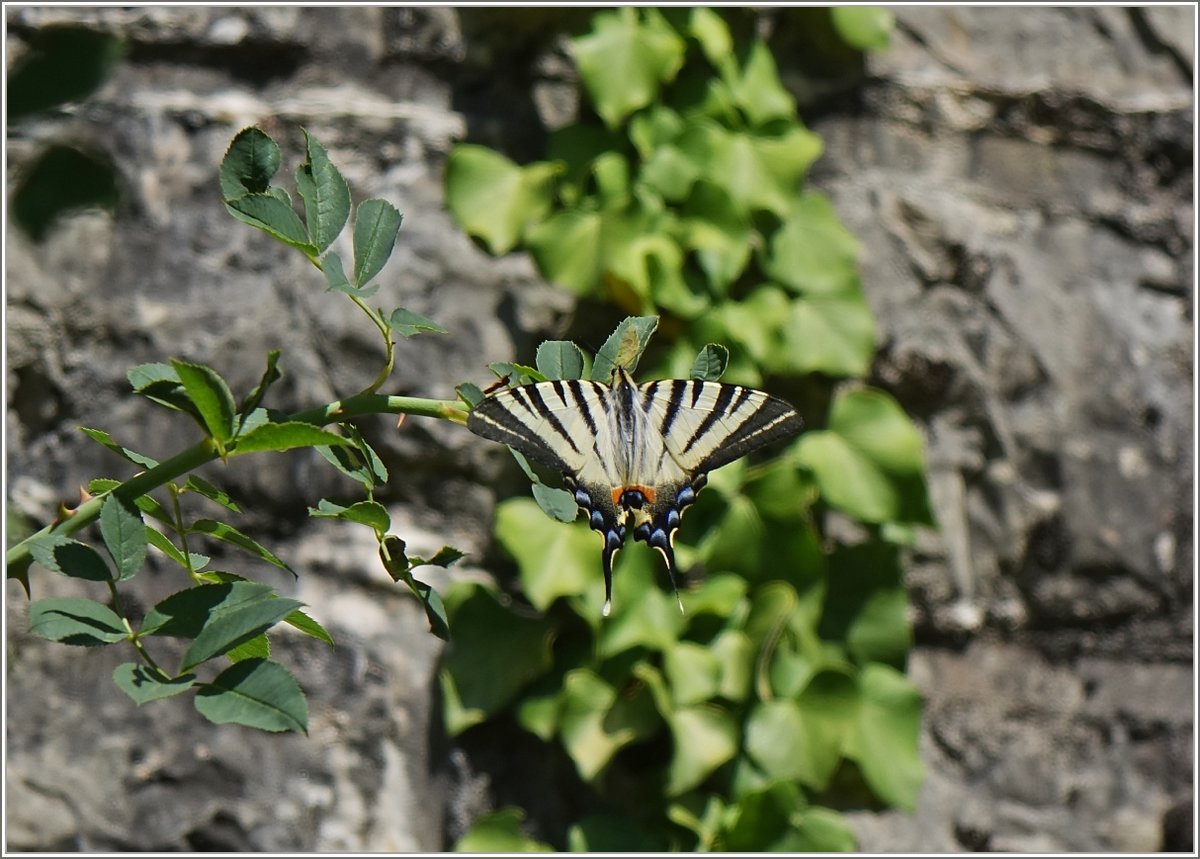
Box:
[468, 366, 803, 614]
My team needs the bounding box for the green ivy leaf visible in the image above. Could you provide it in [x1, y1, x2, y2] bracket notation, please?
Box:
[440, 584, 554, 735]
[194, 658, 308, 733]
[663, 642, 722, 706]
[764, 192, 861, 296]
[831, 6, 895, 51]
[171, 360, 237, 446]
[796, 388, 934, 524]
[495, 499, 596, 612]
[295, 128, 350, 254]
[353, 199, 402, 287]
[99, 494, 146, 581]
[28, 597, 126, 645]
[680, 180, 753, 295]
[220, 127, 280, 199]
[571, 8, 686, 128]
[729, 39, 796, 126]
[846, 663, 924, 809]
[444, 145, 560, 255]
[559, 669, 633, 780]
[113, 663, 195, 704]
[666, 704, 739, 795]
[454, 807, 554, 853]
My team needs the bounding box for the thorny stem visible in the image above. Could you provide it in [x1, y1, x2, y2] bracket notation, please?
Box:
[6, 392, 470, 580]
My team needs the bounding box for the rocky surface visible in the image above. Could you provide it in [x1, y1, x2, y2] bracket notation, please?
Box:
[5, 6, 1193, 851]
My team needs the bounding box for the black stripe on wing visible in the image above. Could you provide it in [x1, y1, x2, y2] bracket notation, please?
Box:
[467, 395, 573, 474]
[693, 392, 803, 474]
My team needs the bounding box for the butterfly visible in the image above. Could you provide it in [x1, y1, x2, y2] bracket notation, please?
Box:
[468, 366, 803, 614]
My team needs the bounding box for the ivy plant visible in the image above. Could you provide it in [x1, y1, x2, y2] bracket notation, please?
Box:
[7, 127, 468, 732]
[443, 7, 928, 852]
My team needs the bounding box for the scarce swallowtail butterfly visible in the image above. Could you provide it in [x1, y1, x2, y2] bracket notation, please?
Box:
[468, 366, 804, 615]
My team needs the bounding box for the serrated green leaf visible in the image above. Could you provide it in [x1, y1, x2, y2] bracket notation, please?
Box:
[190, 520, 293, 573]
[226, 632, 270, 662]
[532, 483, 580, 524]
[225, 193, 316, 255]
[113, 663, 196, 704]
[237, 349, 281, 428]
[78, 427, 159, 469]
[220, 127, 280, 199]
[295, 129, 350, 253]
[456, 382, 485, 408]
[28, 597, 126, 645]
[353, 199, 402, 287]
[181, 596, 302, 671]
[410, 546, 466, 569]
[315, 443, 373, 487]
[689, 343, 728, 381]
[572, 8, 686, 128]
[99, 494, 146, 581]
[184, 475, 242, 512]
[445, 145, 561, 255]
[591, 316, 659, 381]
[488, 362, 545, 385]
[388, 307, 449, 338]
[29, 535, 111, 581]
[345, 425, 389, 484]
[171, 359, 237, 445]
[194, 658, 308, 733]
[535, 340, 586, 380]
[141, 581, 275, 637]
[284, 609, 334, 645]
[309, 498, 391, 535]
[233, 421, 356, 454]
[320, 249, 353, 292]
[831, 6, 894, 51]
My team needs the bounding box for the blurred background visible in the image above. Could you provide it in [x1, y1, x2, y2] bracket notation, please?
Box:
[4, 6, 1193, 852]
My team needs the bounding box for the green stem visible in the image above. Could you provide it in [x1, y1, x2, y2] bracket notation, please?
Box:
[6, 393, 470, 578]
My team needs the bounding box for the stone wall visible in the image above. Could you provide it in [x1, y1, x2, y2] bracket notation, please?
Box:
[5, 7, 1193, 851]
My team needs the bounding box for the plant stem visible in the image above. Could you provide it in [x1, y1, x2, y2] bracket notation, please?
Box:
[6, 393, 470, 578]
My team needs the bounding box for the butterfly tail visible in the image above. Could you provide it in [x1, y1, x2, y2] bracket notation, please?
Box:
[647, 530, 685, 614]
[601, 530, 622, 617]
